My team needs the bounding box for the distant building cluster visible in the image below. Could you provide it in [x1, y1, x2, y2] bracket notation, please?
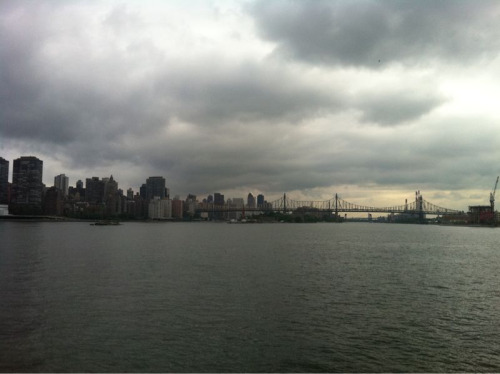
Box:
[0, 156, 270, 220]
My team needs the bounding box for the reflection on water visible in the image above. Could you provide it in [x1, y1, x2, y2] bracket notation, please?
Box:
[1, 222, 500, 372]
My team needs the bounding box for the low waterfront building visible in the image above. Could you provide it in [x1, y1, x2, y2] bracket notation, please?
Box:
[44, 186, 64, 216]
[468, 205, 494, 225]
[172, 199, 183, 219]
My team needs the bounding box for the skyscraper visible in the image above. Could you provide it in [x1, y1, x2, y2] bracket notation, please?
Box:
[54, 173, 69, 197]
[146, 176, 166, 200]
[247, 193, 256, 208]
[11, 156, 44, 215]
[257, 194, 265, 208]
[0, 157, 8, 204]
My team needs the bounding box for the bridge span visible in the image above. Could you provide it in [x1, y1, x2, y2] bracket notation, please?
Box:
[196, 192, 463, 216]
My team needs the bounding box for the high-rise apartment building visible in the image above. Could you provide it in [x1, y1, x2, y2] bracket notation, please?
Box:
[0, 157, 8, 204]
[214, 192, 224, 205]
[85, 177, 105, 204]
[54, 173, 69, 197]
[11, 156, 44, 214]
[127, 188, 134, 200]
[148, 197, 172, 219]
[146, 176, 166, 200]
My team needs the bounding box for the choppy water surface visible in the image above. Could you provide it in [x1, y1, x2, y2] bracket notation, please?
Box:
[1, 221, 500, 372]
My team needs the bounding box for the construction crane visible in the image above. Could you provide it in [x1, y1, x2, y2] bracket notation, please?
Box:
[490, 176, 499, 213]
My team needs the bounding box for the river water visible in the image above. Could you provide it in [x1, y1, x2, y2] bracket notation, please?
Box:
[1, 221, 499, 372]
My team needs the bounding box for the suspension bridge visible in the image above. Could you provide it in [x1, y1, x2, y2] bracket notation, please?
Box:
[196, 192, 463, 216]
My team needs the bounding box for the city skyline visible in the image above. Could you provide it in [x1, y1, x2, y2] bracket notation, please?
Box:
[1, 154, 275, 206]
[2, 1, 500, 211]
[0, 154, 487, 214]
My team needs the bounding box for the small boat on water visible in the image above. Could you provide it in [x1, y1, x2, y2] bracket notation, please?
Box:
[226, 218, 258, 224]
[91, 220, 121, 226]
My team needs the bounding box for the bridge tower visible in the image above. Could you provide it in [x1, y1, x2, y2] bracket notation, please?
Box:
[283, 193, 287, 214]
[416, 191, 424, 223]
[490, 176, 499, 226]
[335, 193, 339, 221]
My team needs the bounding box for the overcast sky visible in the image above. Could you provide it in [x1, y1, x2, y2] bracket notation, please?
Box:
[1, 0, 500, 210]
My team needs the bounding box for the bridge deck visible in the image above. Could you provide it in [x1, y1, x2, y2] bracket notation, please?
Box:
[196, 194, 463, 215]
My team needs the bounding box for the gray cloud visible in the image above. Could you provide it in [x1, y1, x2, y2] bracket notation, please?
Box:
[158, 62, 339, 126]
[0, 3, 339, 146]
[249, 0, 500, 68]
[354, 90, 446, 125]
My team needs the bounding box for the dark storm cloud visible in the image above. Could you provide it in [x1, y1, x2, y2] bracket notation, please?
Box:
[249, 0, 500, 68]
[355, 89, 446, 125]
[161, 63, 338, 125]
